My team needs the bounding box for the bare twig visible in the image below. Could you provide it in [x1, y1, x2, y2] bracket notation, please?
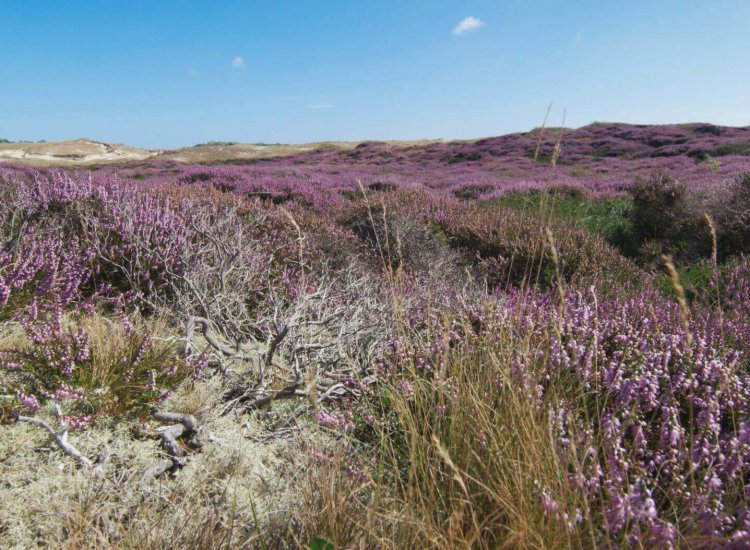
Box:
[18, 415, 93, 468]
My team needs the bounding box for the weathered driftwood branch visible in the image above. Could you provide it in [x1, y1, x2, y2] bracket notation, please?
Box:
[18, 415, 93, 468]
[187, 316, 251, 360]
[152, 410, 199, 432]
[228, 381, 304, 417]
[142, 459, 175, 484]
[141, 411, 201, 484]
[158, 424, 187, 457]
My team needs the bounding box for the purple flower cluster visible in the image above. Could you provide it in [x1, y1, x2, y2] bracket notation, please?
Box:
[544, 291, 750, 544]
[0, 232, 93, 313]
[0, 301, 93, 426]
[318, 409, 355, 432]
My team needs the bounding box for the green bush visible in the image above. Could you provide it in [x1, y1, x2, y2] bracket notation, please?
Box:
[716, 172, 750, 258]
[626, 171, 706, 263]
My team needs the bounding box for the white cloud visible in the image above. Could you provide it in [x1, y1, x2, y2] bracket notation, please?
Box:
[453, 16, 484, 35]
[231, 56, 244, 68]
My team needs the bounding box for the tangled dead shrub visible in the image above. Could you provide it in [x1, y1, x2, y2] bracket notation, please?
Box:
[348, 205, 464, 288]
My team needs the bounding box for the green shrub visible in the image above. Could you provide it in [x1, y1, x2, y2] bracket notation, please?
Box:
[445, 152, 482, 164]
[715, 172, 750, 258]
[626, 171, 706, 263]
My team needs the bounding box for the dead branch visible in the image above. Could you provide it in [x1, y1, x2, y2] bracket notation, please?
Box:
[140, 410, 202, 484]
[18, 415, 93, 468]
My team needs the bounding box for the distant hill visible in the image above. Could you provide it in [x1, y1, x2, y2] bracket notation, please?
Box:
[1, 123, 748, 167]
[261, 123, 750, 168]
[0, 138, 155, 165]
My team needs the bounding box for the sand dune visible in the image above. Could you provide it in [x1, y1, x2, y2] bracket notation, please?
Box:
[0, 138, 156, 165]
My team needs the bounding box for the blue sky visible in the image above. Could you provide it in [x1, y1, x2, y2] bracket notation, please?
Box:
[1, 0, 749, 148]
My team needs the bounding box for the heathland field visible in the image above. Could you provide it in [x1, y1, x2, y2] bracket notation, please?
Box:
[2, 122, 750, 548]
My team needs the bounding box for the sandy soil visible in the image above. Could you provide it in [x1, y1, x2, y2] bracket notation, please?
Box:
[0, 138, 447, 166]
[0, 139, 156, 166]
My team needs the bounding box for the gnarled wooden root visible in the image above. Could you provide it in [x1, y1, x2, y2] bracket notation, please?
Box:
[141, 411, 201, 484]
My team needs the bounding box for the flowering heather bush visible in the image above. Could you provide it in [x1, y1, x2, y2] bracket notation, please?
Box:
[0, 170, 186, 305]
[0, 233, 93, 319]
[702, 256, 750, 352]
[543, 292, 750, 545]
[341, 286, 750, 547]
[0, 171, 206, 431]
[0, 305, 193, 426]
[80, 185, 190, 301]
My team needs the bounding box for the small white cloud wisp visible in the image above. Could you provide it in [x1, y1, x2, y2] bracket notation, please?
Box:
[231, 56, 245, 68]
[453, 16, 485, 35]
